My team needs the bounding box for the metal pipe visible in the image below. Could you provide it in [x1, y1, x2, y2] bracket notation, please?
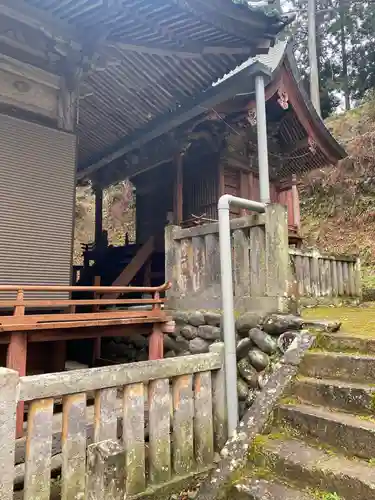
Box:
[255, 75, 270, 204]
[218, 195, 266, 437]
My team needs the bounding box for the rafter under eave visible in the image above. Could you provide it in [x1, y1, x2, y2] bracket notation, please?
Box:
[77, 61, 272, 181]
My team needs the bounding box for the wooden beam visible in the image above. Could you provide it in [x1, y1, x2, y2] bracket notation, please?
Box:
[112, 41, 253, 58]
[0, 0, 81, 49]
[78, 61, 272, 180]
[102, 236, 155, 298]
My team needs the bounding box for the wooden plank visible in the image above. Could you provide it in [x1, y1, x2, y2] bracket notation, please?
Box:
[122, 383, 146, 495]
[172, 214, 266, 240]
[0, 296, 162, 308]
[319, 259, 326, 296]
[326, 258, 332, 296]
[61, 393, 87, 500]
[148, 378, 171, 484]
[295, 255, 304, 297]
[1, 314, 167, 333]
[103, 236, 155, 297]
[310, 253, 320, 297]
[24, 398, 54, 500]
[337, 261, 344, 296]
[194, 371, 214, 466]
[331, 260, 338, 297]
[0, 282, 170, 294]
[192, 236, 206, 293]
[204, 233, 220, 287]
[348, 262, 356, 296]
[209, 344, 227, 451]
[233, 229, 250, 299]
[303, 256, 311, 296]
[342, 262, 350, 295]
[264, 204, 289, 297]
[0, 368, 18, 500]
[249, 225, 266, 296]
[172, 375, 194, 475]
[355, 258, 362, 298]
[19, 351, 222, 401]
[94, 388, 118, 442]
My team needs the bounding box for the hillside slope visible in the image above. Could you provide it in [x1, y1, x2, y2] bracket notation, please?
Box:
[299, 100, 375, 267]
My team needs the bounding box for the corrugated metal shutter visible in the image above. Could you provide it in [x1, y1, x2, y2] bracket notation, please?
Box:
[0, 114, 76, 300]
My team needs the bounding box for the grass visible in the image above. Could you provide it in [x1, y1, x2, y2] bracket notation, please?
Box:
[302, 305, 375, 338]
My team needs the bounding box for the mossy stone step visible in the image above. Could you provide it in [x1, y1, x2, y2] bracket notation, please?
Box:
[300, 352, 375, 383]
[314, 333, 375, 354]
[293, 376, 375, 415]
[275, 402, 375, 460]
[232, 477, 314, 499]
[253, 436, 375, 500]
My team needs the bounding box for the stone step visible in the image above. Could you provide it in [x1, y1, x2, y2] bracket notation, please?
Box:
[314, 333, 375, 354]
[254, 436, 375, 500]
[300, 351, 375, 383]
[233, 477, 314, 500]
[293, 376, 375, 415]
[275, 402, 375, 460]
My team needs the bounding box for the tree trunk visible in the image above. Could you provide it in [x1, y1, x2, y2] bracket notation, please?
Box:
[339, 0, 350, 110]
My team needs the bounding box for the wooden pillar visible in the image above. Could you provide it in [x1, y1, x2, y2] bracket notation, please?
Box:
[291, 175, 301, 230]
[7, 290, 27, 438]
[173, 154, 183, 225]
[149, 293, 164, 360]
[94, 186, 103, 246]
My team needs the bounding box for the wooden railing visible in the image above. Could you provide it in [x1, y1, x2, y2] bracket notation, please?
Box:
[289, 249, 361, 302]
[0, 282, 173, 438]
[165, 204, 290, 313]
[0, 343, 226, 500]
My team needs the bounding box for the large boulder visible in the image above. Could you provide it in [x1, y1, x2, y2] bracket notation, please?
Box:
[237, 358, 259, 388]
[249, 328, 277, 354]
[204, 311, 222, 327]
[235, 312, 263, 337]
[189, 337, 210, 354]
[262, 314, 303, 336]
[237, 378, 249, 401]
[187, 311, 206, 327]
[180, 325, 198, 340]
[198, 325, 221, 341]
[172, 311, 190, 325]
[236, 338, 253, 359]
[248, 348, 270, 372]
[277, 331, 299, 353]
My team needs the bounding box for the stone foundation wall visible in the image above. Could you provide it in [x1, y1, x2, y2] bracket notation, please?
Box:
[101, 309, 324, 419]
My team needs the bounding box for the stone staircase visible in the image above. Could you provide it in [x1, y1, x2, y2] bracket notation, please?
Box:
[232, 333, 375, 500]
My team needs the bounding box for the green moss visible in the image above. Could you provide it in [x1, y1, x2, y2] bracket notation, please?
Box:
[279, 396, 300, 406]
[370, 392, 375, 411]
[311, 491, 342, 500]
[303, 306, 375, 338]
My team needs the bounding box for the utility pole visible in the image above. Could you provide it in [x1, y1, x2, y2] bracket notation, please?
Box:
[308, 0, 321, 116]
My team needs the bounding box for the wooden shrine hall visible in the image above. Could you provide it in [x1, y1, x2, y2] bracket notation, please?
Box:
[0, 0, 296, 436]
[80, 40, 347, 290]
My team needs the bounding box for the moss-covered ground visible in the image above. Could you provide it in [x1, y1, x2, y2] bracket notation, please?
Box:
[302, 305, 375, 338]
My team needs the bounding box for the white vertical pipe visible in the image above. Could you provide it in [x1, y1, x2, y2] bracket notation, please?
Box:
[255, 75, 270, 204]
[218, 195, 266, 437]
